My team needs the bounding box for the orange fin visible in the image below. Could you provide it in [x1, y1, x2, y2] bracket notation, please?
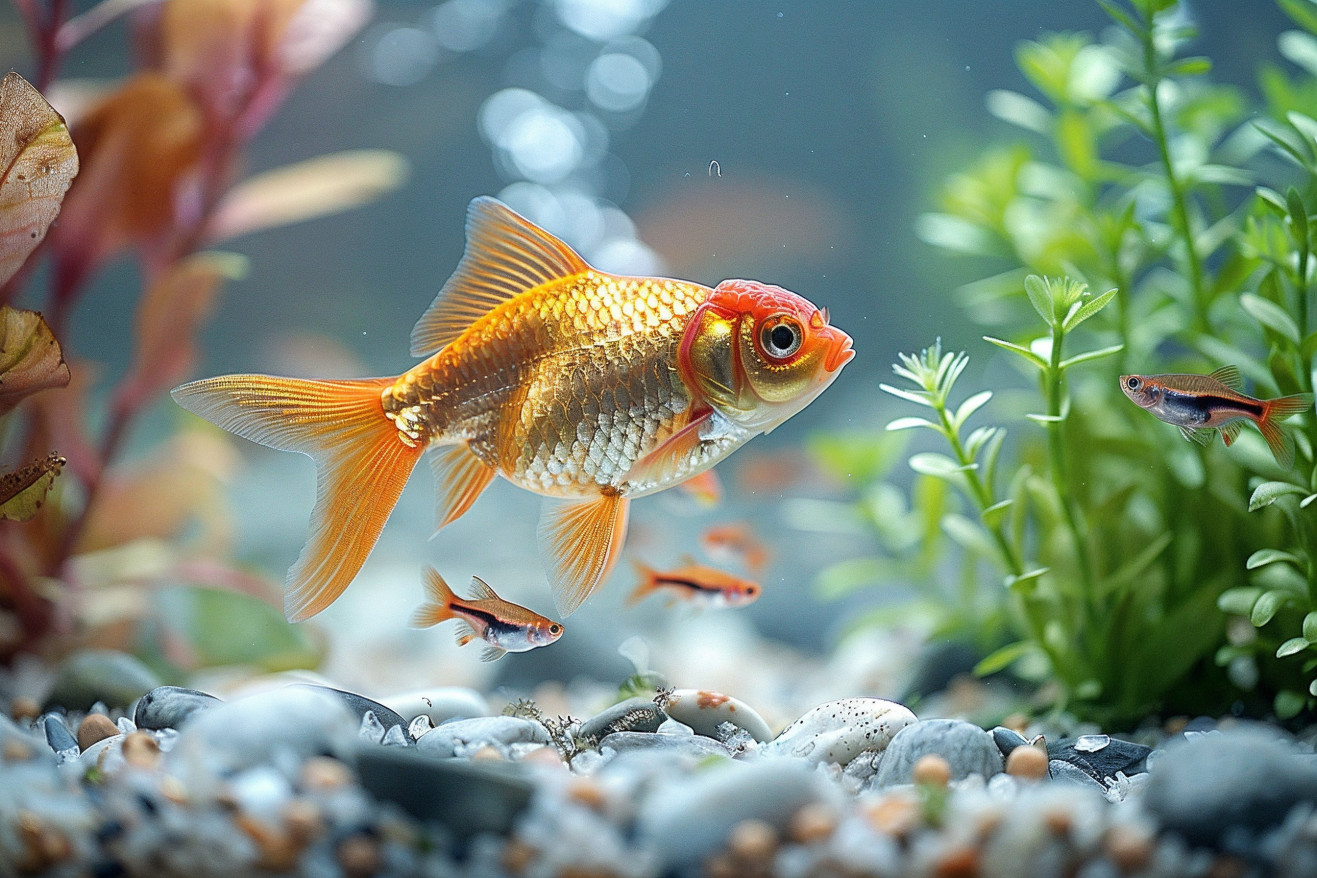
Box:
[1220, 420, 1244, 447]
[626, 559, 657, 606]
[1208, 365, 1243, 392]
[410, 567, 457, 628]
[466, 575, 498, 602]
[1258, 393, 1312, 468]
[626, 408, 713, 488]
[429, 443, 496, 531]
[410, 197, 590, 357]
[453, 619, 477, 647]
[172, 374, 422, 621]
[1266, 392, 1314, 422]
[538, 491, 630, 615]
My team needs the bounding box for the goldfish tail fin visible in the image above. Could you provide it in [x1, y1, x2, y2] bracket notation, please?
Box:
[626, 560, 656, 606]
[411, 567, 457, 627]
[171, 374, 422, 622]
[538, 492, 630, 616]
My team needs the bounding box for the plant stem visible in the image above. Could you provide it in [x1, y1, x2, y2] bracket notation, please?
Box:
[1044, 327, 1096, 599]
[935, 405, 1025, 579]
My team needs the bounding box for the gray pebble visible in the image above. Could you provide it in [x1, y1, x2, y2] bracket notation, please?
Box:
[870, 718, 1004, 788]
[578, 697, 666, 741]
[290, 685, 409, 738]
[1145, 725, 1317, 852]
[133, 686, 221, 730]
[415, 716, 550, 758]
[42, 714, 77, 754]
[45, 649, 162, 711]
[663, 689, 772, 742]
[765, 697, 916, 766]
[598, 730, 734, 761]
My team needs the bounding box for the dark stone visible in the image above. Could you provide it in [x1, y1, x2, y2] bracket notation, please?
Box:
[578, 697, 666, 741]
[1047, 759, 1106, 790]
[991, 726, 1029, 758]
[46, 650, 161, 712]
[871, 719, 1004, 788]
[1145, 726, 1317, 854]
[290, 685, 410, 739]
[43, 713, 78, 753]
[1047, 734, 1150, 783]
[354, 743, 533, 838]
[133, 686, 221, 730]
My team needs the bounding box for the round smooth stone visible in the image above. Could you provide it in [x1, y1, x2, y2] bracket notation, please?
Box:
[578, 698, 666, 741]
[870, 719, 1004, 788]
[46, 650, 161, 712]
[765, 698, 916, 766]
[663, 689, 772, 743]
[133, 686, 221, 731]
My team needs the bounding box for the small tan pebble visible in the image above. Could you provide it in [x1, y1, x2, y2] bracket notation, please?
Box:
[1104, 823, 1154, 872]
[934, 844, 979, 878]
[865, 792, 921, 838]
[912, 754, 952, 787]
[471, 745, 504, 761]
[1044, 807, 1072, 837]
[77, 714, 119, 751]
[159, 776, 188, 805]
[336, 835, 382, 878]
[121, 732, 160, 769]
[3, 738, 33, 762]
[517, 745, 565, 767]
[302, 756, 352, 791]
[1163, 716, 1189, 735]
[566, 778, 609, 811]
[727, 818, 777, 862]
[10, 696, 40, 723]
[1206, 855, 1250, 878]
[1001, 713, 1030, 733]
[282, 799, 323, 846]
[16, 810, 72, 873]
[500, 839, 538, 875]
[1005, 744, 1049, 780]
[789, 802, 837, 844]
[703, 853, 739, 878]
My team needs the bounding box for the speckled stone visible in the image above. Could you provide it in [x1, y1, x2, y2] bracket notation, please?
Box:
[765, 698, 916, 766]
[663, 689, 772, 742]
[578, 697, 666, 741]
[414, 716, 550, 758]
[133, 686, 221, 730]
[870, 719, 1004, 788]
[45, 650, 161, 711]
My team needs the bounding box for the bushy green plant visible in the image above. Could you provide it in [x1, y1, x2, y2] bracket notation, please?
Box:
[822, 0, 1317, 724]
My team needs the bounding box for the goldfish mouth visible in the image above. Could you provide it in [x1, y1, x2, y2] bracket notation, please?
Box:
[824, 334, 854, 372]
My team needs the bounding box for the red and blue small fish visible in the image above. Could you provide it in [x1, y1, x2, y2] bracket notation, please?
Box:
[1120, 366, 1313, 467]
[627, 558, 761, 608]
[410, 567, 563, 662]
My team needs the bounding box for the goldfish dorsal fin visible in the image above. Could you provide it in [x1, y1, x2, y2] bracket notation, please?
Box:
[1209, 365, 1244, 391]
[429, 443, 496, 531]
[466, 575, 498, 602]
[538, 492, 630, 615]
[410, 197, 591, 357]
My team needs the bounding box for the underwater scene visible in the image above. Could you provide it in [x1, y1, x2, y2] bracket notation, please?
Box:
[2, 0, 1317, 875]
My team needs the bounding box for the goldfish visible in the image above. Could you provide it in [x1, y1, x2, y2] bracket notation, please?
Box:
[411, 567, 563, 662]
[1120, 366, 1313, 467]
[627, 558, 762, 608]
[700, 521, 770, 574]
[172, 197, 852, 620]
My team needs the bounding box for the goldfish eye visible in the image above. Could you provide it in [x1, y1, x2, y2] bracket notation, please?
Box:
[1126, 376, 1141, 391]
[759, 315, 803, 361]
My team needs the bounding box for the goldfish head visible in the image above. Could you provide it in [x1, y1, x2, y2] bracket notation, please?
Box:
[1120, 374, 1163, 410]
[679, 280, 853, 433]
[528, 618, 565, 647]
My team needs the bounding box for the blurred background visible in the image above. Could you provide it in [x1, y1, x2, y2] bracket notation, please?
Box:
[0, 0, 1293, 709]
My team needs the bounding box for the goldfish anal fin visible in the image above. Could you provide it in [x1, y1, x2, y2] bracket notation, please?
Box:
[538, 491, 630, 615]
[479, 645, 508, 663]
[410, 197, 591, 357]
[466, 575, 498, 602]
[1208, 365, 1244, 391]
[625, 408, 713, 489]
[1178, 426, 1214, 447]
[171, 375, 422, 622]
[429, 443, 496, 531]
[453, 619, 477, 647]
[1220, 420, 1244, 447]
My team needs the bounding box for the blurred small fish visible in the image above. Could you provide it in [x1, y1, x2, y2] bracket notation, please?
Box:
[700, 521, 770, 574]
[1120, 366, 1313, 467]
[627, 558, 761, 608]
[676, 468, 723, 506]
[411, 567, 563, 662]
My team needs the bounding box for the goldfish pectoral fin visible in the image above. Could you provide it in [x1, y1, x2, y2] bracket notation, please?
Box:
[1208, 365, 1244, 391]
[171, 375, 422, 622]
[453, 620, 477, 647]
[625, 408, 713, 488]
[1257, 419, 1297, 468]
[429, 444, 496, 532]
[1220, 420, 1244, 447]
[538, 492, 630, 616]
[1178, 426, 1213, 447]
[410, 197, 590, 357]
[479, 645, 508, 663]
[466, 575, 498, 602]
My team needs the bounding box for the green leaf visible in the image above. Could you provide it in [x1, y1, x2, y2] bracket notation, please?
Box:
[814, 557, 888, 598]
[952, 390, 993, 430]
[1097, 0, 1144, 37]
[886, 416, 938, 432]
[1024, 275, 1056, 326]
[1277, 637, 1310, 658]
[1059, 343, 1125, 370]
[1304, 611, 1317, 641]
[1240, 293, 1301, 344]
[1246, 548, 1305, 570]
[1005, 567, 1051, 590]
[942, 513, 996, 558]
[1165, 56, 1211, 77]
[973, 640, 1036, 676]
[1251, 589, 1291, 626]
[158, 585, 322, 672]
[1025, 412, 1065, 424]
[1287, 186, 1310, 247]
[981, 498, 1013, 527]
[1062, 288, 1118, 331]
[1218, 586, 1262, 615]
[1249, 480, 1307, 510]
[983, 336, 1048, 370]
[879, 383, 934, 407]
[1275, 689, 1308, 719]
[0, 306, 71, 417]
[985, 89, 1051, 134]
[909, 453, 971, 479]
[1282, 0, 1317, 35]
[0, 452, 64, 522]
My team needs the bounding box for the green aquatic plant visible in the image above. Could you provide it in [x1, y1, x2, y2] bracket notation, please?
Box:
[825, 0, 1317, 723]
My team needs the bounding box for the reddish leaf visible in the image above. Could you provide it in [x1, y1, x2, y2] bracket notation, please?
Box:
[0, 452, 65, 522]
[0, 72, 79, 286]
[0, 306, 71, 416]
[207, 150, 407, 243]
